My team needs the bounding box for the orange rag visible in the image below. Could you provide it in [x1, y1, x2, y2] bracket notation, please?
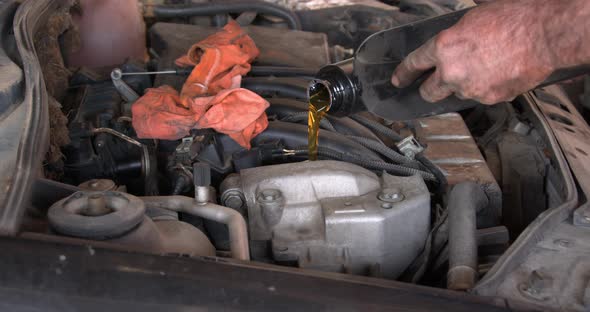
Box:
[132, 20, 269, 149]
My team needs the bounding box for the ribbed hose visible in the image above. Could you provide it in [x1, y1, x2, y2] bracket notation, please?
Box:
[292, 147, 436, 181]
[416, 153, 448, 193]
[348, 115, 446, 187]
[280, 112, 336, 132]
[350, 115, 403, 142]
[346, 135, 422, 169]
[279, 114, 421, 169]
[152, 2, 302, 30]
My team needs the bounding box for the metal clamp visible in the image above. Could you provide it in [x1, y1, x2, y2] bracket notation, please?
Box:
[396, 135, 424, 159]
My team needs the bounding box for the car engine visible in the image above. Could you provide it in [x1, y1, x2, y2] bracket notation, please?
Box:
[25, 0, 571, 296]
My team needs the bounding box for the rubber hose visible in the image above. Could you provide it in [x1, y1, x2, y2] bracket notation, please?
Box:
[152, 2, 302, 30]
[265, 99, 382, 140]
[242, 78, 308, 99]
[346, 135, 422, 169]
[254, 121, 383, 161]
[280, 111, 336, 132]
[350, 115, 403, 142]
[353, 157, 436, 181]
[416, 153, 448, 194]
[249, 66, 317, 78]
[265, 98, 308, 117]
[292, 146, 436, 181]
[447, 182, 488, 291]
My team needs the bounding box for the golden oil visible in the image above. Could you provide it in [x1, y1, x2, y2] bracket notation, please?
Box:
[308, 86, 330, 161]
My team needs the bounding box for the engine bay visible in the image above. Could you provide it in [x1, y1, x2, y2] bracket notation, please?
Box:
[24, 0, 571, 295]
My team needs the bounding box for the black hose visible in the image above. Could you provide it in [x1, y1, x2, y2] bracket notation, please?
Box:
[447, 182, 488, 291]
[254, 121, 383, 161]
[416, 153, 447, 194]
[331, 116, 382, 141]
[280, 111, 336, 132]
[346, 135, 422, 169]
[242, 78, 308, 99]
[271, 106, 444, 185]
[350, 115, 446, 187]
[291, 146, 436, 181]
[249, 66, 317, 78]
[401, 208, 449, 283]
[353, 158, 435, 181]
[350, 115, 403, 142]
[265, 99, 382, 140]
[152, 2, 302, 30]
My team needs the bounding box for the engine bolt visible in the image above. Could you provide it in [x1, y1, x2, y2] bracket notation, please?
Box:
[84, 193, 112, 216]
[225, 194, 245, 210]
[259, 189, 281, 202]
[378, 188, 404, 203]
[381, 202, 393, 209]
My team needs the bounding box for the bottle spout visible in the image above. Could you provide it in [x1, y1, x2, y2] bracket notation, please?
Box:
[308, 80, 332, 111]
[309, 59, 362, 117]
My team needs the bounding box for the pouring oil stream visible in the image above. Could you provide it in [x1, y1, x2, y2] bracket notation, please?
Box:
[308, 85, 331, 161]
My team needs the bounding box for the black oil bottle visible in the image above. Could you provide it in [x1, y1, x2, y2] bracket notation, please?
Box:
[309, 8, 590, 121]
[308, 9, 476, 121]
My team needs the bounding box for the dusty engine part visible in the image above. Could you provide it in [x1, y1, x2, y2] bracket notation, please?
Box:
[150, 22, 330, 89]
[220, 174, 246, 215]
[413, 112, 502, 227]
[497, 131, 547, 237]
[141, 196, 250, 261]
[235, 160, 430, 278]
[45, 97, 70, 179]
[33, 1, 76, 102]
[78, 179, 117, 191]
[48, 191, 144, 238]
[47, 191, 215, 257]
[296, 2, 406, 48]
[63, 64, 157, 194]
[148, 1, 302, 30]
[477, 101, 549, 238]
[33, 3, 76, 177]
[290, 0, 472, 49]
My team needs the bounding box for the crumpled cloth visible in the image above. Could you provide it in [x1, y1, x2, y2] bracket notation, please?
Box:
[132, 20, 269, 149]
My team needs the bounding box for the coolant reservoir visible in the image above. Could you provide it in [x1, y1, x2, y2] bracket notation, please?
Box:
[67, 0, 147, 68]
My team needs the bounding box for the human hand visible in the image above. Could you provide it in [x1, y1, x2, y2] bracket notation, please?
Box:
[391, 0, 565, 105]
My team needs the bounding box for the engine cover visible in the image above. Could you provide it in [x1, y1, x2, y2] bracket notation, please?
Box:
[239, 160, 430, 278]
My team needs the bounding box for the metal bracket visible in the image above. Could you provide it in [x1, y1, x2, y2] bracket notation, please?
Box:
[111, 68, 140, 103]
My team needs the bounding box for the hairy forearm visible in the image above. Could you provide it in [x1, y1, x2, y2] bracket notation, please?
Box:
[544, 0, 590, 69]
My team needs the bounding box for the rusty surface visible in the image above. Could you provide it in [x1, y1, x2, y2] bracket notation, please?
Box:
[415, 113, 502, 225]
[534, 85, 590, 197]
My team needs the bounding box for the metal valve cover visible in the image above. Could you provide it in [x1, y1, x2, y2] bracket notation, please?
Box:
[238, 160, 430, 278]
